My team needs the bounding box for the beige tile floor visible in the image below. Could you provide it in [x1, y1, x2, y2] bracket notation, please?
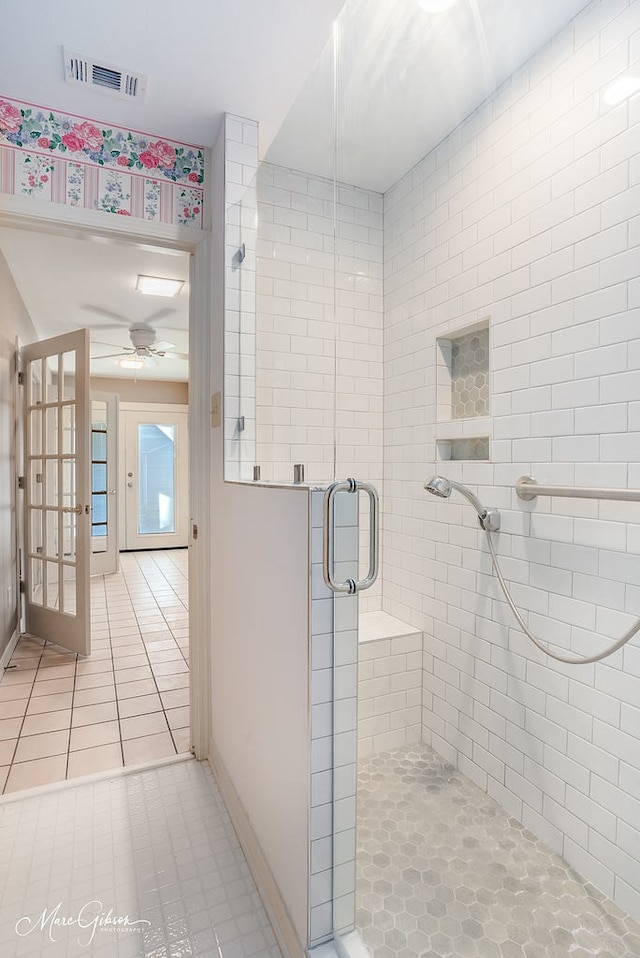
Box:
[0, 549, 189, 795]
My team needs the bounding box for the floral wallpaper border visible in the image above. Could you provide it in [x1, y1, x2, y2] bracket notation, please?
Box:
[0, 96, 205, 229]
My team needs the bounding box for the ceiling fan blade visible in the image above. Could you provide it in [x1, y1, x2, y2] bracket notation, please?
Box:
[92, 339, 125, 350]
[91, 352, 125, 360]
[81, 305, 131, 324]
[153, 340, 176, 351]
[145, 355, 160, 367]
[164, 351, 189, 361]
[144, 307, 178, 326]
[87, 323, 132, 332]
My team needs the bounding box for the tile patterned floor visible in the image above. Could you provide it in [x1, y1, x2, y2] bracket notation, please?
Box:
[0, 550, 190, 794]
[356, 744, 640, 958]
[0, 757, 282, 958]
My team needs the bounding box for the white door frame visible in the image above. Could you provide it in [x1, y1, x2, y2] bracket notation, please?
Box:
[0, 194, 212, 761]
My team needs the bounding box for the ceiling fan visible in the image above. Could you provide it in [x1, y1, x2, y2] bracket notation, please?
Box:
[92, 324, 188, 367]
[82, 305, 179, 328]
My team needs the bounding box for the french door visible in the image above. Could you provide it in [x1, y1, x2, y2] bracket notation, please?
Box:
[23, 328, 91, 655]
[90, 392, 119, 576]
[119, 404, 188, 550]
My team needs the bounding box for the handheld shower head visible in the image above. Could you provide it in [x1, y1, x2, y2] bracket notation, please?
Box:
[424, 476, 452, 498]
[424, 475, 500, 531]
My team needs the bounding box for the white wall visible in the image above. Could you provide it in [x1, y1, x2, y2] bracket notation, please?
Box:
[384, 0, 640, 919]
[211, 482, 311, 944]
[90, 376, 188, 404]
[0, 251, 37, 660]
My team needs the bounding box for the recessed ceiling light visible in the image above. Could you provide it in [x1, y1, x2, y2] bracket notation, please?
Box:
[603, 76, 640, 106]
[119, 357, 146, 370]
[417, 0, 458, 12]
[136, 274, 184, 297]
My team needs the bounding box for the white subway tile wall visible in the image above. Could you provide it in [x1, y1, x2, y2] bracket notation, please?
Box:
[383, 0, 640, 920]
[225, 115, 259, 481]
[309, 489, 359, 944]
[357, 632, 423, 758]
[256, 163, 384, 611]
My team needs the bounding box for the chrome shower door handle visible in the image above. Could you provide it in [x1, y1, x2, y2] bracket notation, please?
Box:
[323, 478, 379, 594]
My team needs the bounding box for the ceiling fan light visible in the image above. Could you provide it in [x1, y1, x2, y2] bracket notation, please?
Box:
[119, 357, 146, 370]
[136, 274, 184, 297]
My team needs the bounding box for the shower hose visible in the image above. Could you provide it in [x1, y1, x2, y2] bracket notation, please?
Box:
[484, 528, 640, 666]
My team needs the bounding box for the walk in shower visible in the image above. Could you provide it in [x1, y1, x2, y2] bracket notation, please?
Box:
[223, 0, 640, 954]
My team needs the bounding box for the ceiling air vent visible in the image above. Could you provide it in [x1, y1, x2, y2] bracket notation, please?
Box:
[63, 48, 147, 101]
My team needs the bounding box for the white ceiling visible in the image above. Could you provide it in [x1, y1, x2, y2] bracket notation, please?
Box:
[0, 0, 346, 156]
[0, 228, 190, 381]
[0, 0, 593, 374]
[266, 0, 592, 192]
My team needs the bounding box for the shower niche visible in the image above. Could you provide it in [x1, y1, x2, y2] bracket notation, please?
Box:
[436, 320, 490, 461]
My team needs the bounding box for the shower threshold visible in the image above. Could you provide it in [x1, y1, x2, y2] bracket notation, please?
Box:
[356, 743, 640, 958]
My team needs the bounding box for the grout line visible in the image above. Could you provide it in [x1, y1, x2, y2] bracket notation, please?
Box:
[2, 637, 47, 794]
[63, 637, 80, 781]
[103, 567, 127, 770]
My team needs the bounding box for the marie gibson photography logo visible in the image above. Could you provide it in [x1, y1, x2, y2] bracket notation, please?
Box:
[15, 900, 152, 947]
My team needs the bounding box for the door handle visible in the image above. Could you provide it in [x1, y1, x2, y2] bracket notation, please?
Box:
[323, 478, 379, 594]
[61, 505, 83, 515]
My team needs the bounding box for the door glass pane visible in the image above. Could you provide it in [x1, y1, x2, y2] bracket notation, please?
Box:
[29, 358, 42, 406]
[138, 424, 176, 535]
[92, 428, 107, 461]
[92, 462, 107, 491]
[45, 355, 58, 403]
[30, 558, 43, 605]
[46, 406, 58, 455]
[30, 460, 43, 505]
[31, 509, 43, 556]
[45, 561, 59, 609]
[62, 513, 77, 561]
[30, 409, 42, 455]
[45, 460, 58, 506]
[45, 509, 59, 559]
[62, 404, 75, 454]
[62, 350, 76, 401]
[62, 565, 76, 615]
[92, 493, 107, 525]
[62, 459, 75, 508]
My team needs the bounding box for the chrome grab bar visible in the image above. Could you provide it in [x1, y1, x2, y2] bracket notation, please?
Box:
[516, 476, 640, 503]
[323, 478, 379, 594]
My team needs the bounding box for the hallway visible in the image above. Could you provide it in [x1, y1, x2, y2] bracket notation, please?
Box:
[0, 550, 189, 794]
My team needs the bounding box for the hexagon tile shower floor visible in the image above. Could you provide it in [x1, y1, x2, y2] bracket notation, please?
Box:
[356, 744, 640, 958]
